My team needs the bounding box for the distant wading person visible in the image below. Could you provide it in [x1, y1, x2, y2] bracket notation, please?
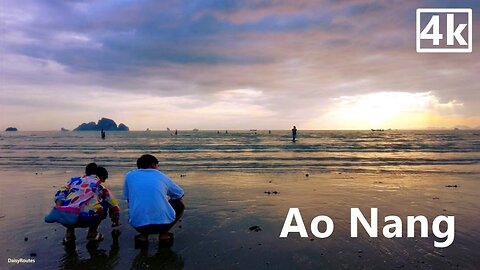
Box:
[292, 126, 297, 142]
[123, 154, 185, 245]
[101, 129, 106, 140]
[47, 163, 120, 244]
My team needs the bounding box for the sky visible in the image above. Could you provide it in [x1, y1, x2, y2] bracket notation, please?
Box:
[1, 0, 479, 130]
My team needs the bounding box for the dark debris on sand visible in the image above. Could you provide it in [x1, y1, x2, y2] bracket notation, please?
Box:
[445, 185, 458, 188]
[264, 191, 279, 195]
[249, 226, 262, 232]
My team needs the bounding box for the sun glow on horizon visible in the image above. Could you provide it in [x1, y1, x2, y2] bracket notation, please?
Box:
[311, 91, 466, 129]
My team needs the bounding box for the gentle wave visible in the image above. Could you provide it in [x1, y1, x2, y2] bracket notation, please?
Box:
[1, 130, 479, 173]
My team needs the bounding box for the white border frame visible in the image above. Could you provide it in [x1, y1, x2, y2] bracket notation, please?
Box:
[416, 8, 472, 53]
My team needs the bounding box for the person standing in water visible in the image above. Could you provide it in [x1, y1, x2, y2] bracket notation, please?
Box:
[292, 126, 297, 142]
[101, 129, 106, 140]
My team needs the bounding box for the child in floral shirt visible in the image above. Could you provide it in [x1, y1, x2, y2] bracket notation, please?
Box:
[54, 163, 120, 243]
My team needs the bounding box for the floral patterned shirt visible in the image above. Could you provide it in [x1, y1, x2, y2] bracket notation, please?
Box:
[54, 175, 120, 219]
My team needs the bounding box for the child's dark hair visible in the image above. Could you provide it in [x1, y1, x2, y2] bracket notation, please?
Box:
[137, 154, 159, 169]
[96, 166, 108, 181]
[85, 162, 98, 176]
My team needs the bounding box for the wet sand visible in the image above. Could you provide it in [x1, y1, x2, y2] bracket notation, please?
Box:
[1, 169, 479, 269]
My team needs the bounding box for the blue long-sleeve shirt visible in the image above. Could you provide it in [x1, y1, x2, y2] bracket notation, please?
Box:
[123, 169, 184, 227]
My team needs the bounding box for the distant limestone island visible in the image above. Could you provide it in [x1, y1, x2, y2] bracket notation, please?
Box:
[5, 127, 18, 131]
[74, 117, 129, 131]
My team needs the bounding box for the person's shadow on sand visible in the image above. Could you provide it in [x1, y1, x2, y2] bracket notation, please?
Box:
[131, 246, 184, 270]
[59, 230, 120, 270]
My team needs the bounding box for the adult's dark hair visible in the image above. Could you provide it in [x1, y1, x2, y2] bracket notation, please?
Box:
[137, 154, 159, 169]
[85, 162, 98, 176]
[96, 166, 108, 181]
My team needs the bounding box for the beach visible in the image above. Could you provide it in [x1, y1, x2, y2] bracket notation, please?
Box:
[0, 131, 479, 269]
[4, 0, 479, 268]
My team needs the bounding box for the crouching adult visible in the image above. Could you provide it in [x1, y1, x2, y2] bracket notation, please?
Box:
[123, 154, 185, 244]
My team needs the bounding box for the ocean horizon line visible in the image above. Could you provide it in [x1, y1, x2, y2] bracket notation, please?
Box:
[3, 128, 480, 132]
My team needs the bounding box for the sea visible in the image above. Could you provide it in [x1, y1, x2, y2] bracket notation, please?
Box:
[1, 130, 479, 270]
[1, 130, 479, 174]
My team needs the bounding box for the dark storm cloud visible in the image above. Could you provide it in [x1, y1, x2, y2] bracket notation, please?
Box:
[3, 0, 369, 72]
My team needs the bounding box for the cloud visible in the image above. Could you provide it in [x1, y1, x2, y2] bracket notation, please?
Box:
[1, 0, 479, 130]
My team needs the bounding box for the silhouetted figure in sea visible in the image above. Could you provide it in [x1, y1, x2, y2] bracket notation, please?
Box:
[225, 130, 228, 134]
[174, 130, 178, 136]
[101, 129, 106, 140]
[269, 130, 271, 134]
[292, 126, 297, 142]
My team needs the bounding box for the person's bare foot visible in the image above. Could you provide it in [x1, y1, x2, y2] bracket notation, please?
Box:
[64, 234, 76, 240]
[159, 232, 172, 241]
[135, 233, 148, 242]
[134, 234, 148, 249]
[87, 229, 99, 239]
[158, 232, 174, 247]
[87, 232, 104, 241]
[63, 228, 76, 244]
